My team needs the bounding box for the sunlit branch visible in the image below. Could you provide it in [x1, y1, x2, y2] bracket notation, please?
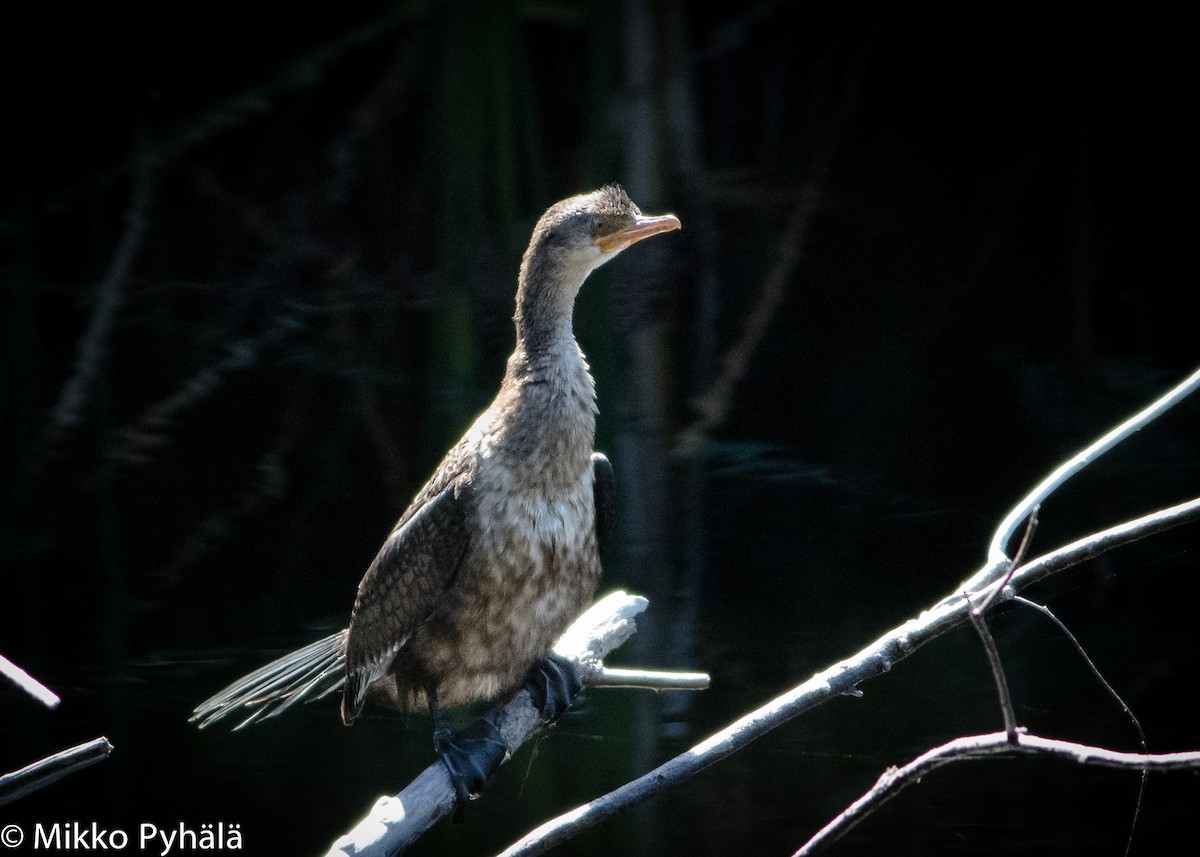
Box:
[325, 591, 710, 857]
[0, 654, 60, 709]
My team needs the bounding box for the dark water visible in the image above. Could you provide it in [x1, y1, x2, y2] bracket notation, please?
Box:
[4, 3, 1199, 856]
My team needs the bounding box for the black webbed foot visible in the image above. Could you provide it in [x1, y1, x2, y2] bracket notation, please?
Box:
[524, 653, 583, 725]
[435, 717, 508, 823]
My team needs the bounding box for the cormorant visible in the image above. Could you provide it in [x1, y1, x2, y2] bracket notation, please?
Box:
[192, 185, 680, 811]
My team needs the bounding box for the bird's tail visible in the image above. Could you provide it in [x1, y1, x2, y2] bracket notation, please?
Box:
[191, 630, 348, 730]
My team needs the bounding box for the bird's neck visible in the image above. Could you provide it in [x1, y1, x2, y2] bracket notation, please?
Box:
[506, 267, 595, 401]
[489, 261, 596, 482]
[506, 319, 590, 393]
[512, 257, 586, 357]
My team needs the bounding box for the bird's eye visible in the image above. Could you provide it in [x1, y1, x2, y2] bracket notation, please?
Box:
[589, 214, 604, 234]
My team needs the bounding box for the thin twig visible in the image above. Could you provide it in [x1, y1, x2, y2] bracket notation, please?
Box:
[0, 654, 60, 709]
[1011, 505, 1040, 568]
[0, 738, 113, 807]
[964, 598, 1018, 742]
[791, 731, 1200, 857]
[1013, 596, 1149, 857]
[967, 507, 1038, 741]
[978, 505, 1038, 615]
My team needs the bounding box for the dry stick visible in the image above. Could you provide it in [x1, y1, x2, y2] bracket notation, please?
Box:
[977, 506, 1038, 615]
[0, 737, 113, 807]
[494, 496, 1200, 857]
[964, 601, 1019, 743]
[325, 591, 709, 857]
[0, 654, 60, 709]
[791, 731, 1200, 857]
[967, 508, 1039, 742]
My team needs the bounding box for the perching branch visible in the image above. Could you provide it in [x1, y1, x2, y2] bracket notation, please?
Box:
[494, 366, 1200, 857]
[791, 731, 1200, 857]
[324, 591, 709, 857]
[0, 737, 114, 807]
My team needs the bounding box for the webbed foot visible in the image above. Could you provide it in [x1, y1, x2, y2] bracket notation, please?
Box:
[434, 717, 508, 822]
[524, 653, 583, 725]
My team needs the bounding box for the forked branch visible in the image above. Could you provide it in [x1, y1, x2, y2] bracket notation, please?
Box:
[495, 367, 1200, 857]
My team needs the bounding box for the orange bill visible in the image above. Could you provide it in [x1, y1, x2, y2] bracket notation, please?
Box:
[595, 214, 682, 253]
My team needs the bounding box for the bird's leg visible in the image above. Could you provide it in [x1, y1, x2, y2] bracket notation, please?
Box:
[429, 687, 507, 822]
[524, 652, 583, 725]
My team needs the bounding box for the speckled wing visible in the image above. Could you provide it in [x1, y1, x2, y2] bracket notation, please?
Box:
[592, 452, 615, 555]
[341, 484, 469, 724]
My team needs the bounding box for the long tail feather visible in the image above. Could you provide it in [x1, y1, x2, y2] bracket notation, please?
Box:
[191, 630, 347, 730]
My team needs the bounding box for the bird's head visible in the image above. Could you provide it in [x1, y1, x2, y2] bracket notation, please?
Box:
[517, 185, 680, 341]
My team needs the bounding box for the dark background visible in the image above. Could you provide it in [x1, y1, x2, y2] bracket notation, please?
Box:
[3, 2, 1198, 855]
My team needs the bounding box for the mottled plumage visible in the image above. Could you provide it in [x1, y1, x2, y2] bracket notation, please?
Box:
[192, 187, 679, 761]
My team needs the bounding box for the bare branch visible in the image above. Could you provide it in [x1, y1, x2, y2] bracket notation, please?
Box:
[0, 654, 60, 709]
[324, 591, 709, 857]
[0, 737, 113, 807]
[792, 731, 1200, 857]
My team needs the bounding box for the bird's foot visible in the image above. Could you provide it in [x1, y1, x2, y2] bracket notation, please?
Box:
[524, 653, 583, 725]
[435, 717, 508, 822]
